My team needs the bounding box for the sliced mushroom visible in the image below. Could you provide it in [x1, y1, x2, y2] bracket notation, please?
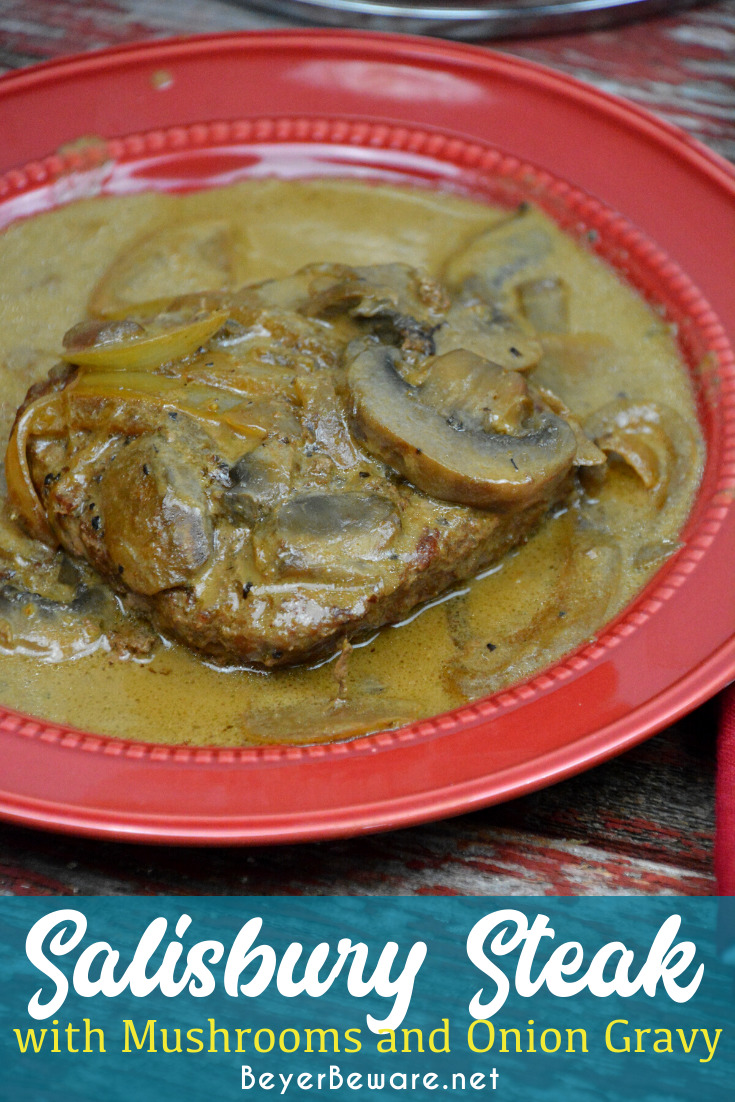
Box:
[253, 491, 400, 581]
[294, 374, 359, 470]
[249, 262, 351, 312]
[0, 580, 105, 660]
[256, 262, 446, 355]
[0, 579, 96, 618]
[0, 564, 157, 661]
[317, 263, 446, 355]
[419, 349, 532, 435]
[223, 446, 293, 525]
[517, 276, 569, 333]
[433, 301, 542, 372]
[346, 342, 578, 509]
[443, 205, 554, 297]
[95, 434, 213, 595]
[533, 384, 606, 468]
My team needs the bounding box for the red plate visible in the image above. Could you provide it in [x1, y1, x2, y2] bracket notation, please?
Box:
[0, 31, 732, 844]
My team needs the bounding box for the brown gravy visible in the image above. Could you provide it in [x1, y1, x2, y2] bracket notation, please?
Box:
[0, 179, 703, 745]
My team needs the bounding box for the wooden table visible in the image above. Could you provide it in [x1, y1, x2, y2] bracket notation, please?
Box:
[0, 0, 732, 896]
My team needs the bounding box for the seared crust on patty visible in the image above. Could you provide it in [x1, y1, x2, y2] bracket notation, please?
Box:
[7, 264, 594, 666]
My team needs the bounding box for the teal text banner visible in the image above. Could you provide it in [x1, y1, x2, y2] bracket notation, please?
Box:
[0, 897, 733, 1101]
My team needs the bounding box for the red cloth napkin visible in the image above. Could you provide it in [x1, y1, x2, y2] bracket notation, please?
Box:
[715, 684, 735, 896]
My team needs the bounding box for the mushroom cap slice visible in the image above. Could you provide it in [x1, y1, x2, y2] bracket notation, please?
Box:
[95, 434, 213, 596]
[419, 348, 532, 435]
[255, 261, 446, 354]
[443, 205, 554, 297]
[253, 491, 401, 583]
[434, 300, 542, 372]
[346, 343, 578, 509]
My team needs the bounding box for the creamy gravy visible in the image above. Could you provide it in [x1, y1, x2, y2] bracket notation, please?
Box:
[0, 179, 703, 745]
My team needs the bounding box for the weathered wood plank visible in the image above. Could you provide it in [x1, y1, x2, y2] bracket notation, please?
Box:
[0, 719, 715, 897]
[501, 3, 735, 157]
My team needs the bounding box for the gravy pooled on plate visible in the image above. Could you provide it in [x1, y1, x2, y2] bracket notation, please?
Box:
[0, 179, 703, 745]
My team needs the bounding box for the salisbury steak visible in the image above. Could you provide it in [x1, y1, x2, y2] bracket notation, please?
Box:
[6, 262, 601, 666]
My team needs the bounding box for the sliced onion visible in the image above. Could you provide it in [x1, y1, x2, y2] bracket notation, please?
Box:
[5, 393, 65, 544]
[69, 371, 269, 440]
[61, 310, 228, 372]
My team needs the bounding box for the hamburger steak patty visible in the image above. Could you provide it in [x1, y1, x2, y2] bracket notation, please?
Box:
[6, 258, 602, 667]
